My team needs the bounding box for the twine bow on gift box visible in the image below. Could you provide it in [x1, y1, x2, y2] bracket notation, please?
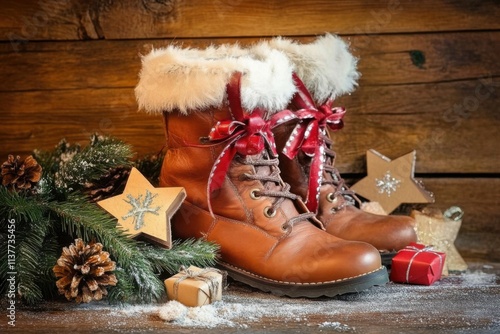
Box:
[172, 266, 226, 304]
[400, 245, 444, 283]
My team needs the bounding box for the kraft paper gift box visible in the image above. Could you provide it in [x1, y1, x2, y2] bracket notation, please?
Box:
[165, 266, 223, 307]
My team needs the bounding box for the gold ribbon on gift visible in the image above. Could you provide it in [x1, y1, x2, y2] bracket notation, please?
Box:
[400, 245, 444, 283]
[173, 266, 226, 304]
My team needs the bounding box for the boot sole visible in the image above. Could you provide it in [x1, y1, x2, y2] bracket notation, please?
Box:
[218, 262, 388, 298]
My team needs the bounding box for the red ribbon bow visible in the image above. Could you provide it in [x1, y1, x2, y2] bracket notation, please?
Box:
[207, 109, 275, 193]
[280, 73, 347, 212]
[203, 73, 295, 214]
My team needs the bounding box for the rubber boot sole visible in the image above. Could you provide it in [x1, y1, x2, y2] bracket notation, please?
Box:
[218, 261, 388, 298]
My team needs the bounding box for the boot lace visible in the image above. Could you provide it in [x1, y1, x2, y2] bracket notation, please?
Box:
[280, 73, 360, 213]
[200, 72, 314, 230]
[320, 132, 359, 212]
[237, 152, 315, 230]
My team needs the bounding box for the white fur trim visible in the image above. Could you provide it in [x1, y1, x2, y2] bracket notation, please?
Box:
[251, 34, 360, 103]
[135, 44, 296, 115]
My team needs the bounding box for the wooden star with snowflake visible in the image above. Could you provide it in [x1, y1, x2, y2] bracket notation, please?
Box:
[350, 149, 434, 213]
[97, 167, 186, 248]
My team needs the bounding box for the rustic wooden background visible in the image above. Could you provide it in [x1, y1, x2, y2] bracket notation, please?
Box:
[0, 0, 498, 260]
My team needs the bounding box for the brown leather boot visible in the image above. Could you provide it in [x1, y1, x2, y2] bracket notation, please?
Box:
[135, 43, 388, 296]
[253, 34, 417, 262]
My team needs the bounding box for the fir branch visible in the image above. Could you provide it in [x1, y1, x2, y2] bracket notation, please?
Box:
[32, 139, 72, 175]
[143, 239, 219, 275]
[38, 135, 134, 197]
[37, 235, 60, 299]
[0, 187, 46, 228]
[1, 134, 219, 305]
[15, 218, 51, 305]
[0, 220, 10, 296]
[134, 152, 165, 186]
[46, 195, 136, 266]
[123, 259, 164, 303]
[33, 138, 79, 197]
[45, 195, 164, 303]
[108, 267, 136, 304]
[0, 190, 52, 304]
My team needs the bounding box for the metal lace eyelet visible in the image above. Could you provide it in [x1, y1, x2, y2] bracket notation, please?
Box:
[281, 223, 289, 231]
[250, 189, 261, 200]
[264, 206, 277, 218]
[326, 192, 338, 204]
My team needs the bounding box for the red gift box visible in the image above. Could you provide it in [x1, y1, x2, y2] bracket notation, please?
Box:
[390, 243, 446, 285]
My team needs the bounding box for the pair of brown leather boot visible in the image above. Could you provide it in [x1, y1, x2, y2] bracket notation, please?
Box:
[135, 34, 416, 297]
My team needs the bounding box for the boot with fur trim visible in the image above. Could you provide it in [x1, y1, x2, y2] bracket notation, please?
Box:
[251, 34, 417, 263]
[135, 43, 388, 297]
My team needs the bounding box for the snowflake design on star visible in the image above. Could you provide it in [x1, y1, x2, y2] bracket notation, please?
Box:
[375, 171, 401, 197]
[122, 190, 161, 230]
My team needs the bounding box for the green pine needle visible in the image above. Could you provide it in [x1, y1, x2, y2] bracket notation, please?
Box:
[0, 187, 46, 226]
[134, 152, 165, 186]
[36, 134, 134, 198]
[143, 239, 219, 274]
[0, 134, 219, 305]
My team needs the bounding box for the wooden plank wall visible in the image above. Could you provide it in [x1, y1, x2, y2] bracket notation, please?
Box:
[1, 0, 499, 260]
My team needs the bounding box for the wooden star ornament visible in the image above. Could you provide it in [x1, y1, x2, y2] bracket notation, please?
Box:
[350, 149, 434, 213]
[97, 167, 186, 248]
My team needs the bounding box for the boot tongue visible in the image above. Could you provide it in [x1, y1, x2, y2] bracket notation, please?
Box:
[320, 147, 357, 208]
[244, 152, 310, 220]
[300, 141, 356, 209]
[246, 152, 282, 193]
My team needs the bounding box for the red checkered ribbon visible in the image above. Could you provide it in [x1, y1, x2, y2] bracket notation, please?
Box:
[280, 73, 346, 212]
[203, 73, 296, 214]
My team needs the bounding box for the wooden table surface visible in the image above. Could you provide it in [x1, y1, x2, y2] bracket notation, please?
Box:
[2, 262, 499, 334]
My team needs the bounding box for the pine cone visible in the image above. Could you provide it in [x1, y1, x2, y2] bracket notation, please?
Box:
[53, 239, 117, 303]
[84, 166, 130, 202]
[1, 155, 42, 191]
